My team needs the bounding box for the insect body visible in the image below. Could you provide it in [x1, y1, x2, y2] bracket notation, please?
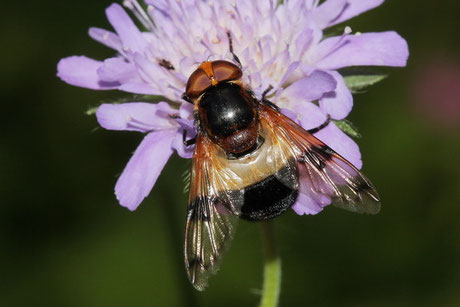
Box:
[182, 60, 380, 290]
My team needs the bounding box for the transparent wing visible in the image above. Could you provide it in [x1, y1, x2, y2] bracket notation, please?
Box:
[260, 105, 381, 214]
[184, 134, 241, 291]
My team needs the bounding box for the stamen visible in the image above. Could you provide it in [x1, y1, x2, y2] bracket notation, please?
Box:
[168, 84, 186, 95]
[307, 0, 320, 10]
[147, 5, 154, 16]
[275, 61, 300, 98]
[318, 26, 352, 62]
[88, 27, 128, 58]
[123, 0, 156, 31]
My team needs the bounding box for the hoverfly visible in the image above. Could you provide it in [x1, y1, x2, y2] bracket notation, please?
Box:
[180, 36, 380, 291]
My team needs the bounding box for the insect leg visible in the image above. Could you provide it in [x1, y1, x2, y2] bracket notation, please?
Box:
[227, 31, 242, 67]
[183, 130, 197, 146]
[307, 115, 331, 134]
[260, 98, 280, 112]
[168, 113, 180, 119]
[262, 85, 274, 100]
[181, 93, 193, 104]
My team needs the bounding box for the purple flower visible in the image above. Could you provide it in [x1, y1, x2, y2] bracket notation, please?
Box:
[57, 0, 408, 213]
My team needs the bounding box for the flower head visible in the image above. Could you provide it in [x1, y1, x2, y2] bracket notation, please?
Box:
[57, 0, 408, 212]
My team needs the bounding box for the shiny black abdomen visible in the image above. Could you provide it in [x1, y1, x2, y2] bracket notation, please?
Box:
[240, 163, 298, 221]
[199, 82, 256, 137]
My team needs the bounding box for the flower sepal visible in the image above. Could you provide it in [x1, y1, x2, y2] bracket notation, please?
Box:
[340, 66, 390, 93]
[333, 119, 362, 139]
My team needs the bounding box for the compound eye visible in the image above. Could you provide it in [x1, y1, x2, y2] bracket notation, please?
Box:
[212, 60, 242, 82]
[185, 69, 212, 100]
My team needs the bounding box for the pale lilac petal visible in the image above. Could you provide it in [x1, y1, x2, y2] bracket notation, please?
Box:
[105, 3, 147, 53]
[280, 108, 299, 124]
[96, 102, 177, 132]
[97, 57, 139, 83]
[115, 130, 175, 210]
[329, 0, 385, 26]
[290, 100, 328, 131]
[292, 29, 315, 61]
[57, 56, 119, 90]
[319, 71, 353, 120]
[281, 70, 337, 102]
[179, 102, 194, 123]
[132, 52, 164, 84]
[88, 27, 122, 51]
[293, 162, 333, 215]
[314, 123, 362, 169]
[276, 61, 299, 93]
[313, 0, 347, 29]
[295, 29, 314, 55]
[292, 192, 330, 215]
[118, 83, 162, 95]
[315, 32, 409, 70]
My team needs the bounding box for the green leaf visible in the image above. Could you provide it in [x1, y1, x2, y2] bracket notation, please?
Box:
[339, 67, 389, 93]
[102, 94, 168, 104]
[333, 119, 361, 139]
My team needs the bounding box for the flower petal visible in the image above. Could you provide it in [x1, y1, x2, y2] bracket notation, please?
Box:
[97, 57, 139, 83]
[96, 102, 177, 132]
[105, 3, 147, 53]
[290, 101, 328, 131]
[329, 0, 385, 26]
[115, 130, 175, 211]
[178, 102, 194, 123]
[319, 71, 353, 120]
[88, 27, 122, 52]
[292, 29, 315, 60]
[280, 108, 300, 123]
[276, 61, 299, 93]
[315, 31, 409, 70]
[57, 56, 119, 90]
[314, 123, 362, 169]
[118, 83, 162, 95]
[281, 70, 337, 102]
[312, 0, 348, 29]
[292, 190, 331, 215]
[132, 52, 164, 84]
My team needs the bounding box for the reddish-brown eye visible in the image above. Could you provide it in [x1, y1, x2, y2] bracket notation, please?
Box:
[185, 69, 212, 99]
[212, 60, 242, 82]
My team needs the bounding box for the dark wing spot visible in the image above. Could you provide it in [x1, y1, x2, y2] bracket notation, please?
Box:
[187, 197, 212, 222]
[300, 146, 331, 170]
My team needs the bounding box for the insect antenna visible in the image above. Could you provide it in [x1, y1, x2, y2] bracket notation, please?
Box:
[227, 31, 242, 67]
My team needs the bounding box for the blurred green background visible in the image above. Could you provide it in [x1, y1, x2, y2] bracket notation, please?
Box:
[2, 1, 460, 306]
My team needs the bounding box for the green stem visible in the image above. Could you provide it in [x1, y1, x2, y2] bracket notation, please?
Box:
[259, 220, 282, 307]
